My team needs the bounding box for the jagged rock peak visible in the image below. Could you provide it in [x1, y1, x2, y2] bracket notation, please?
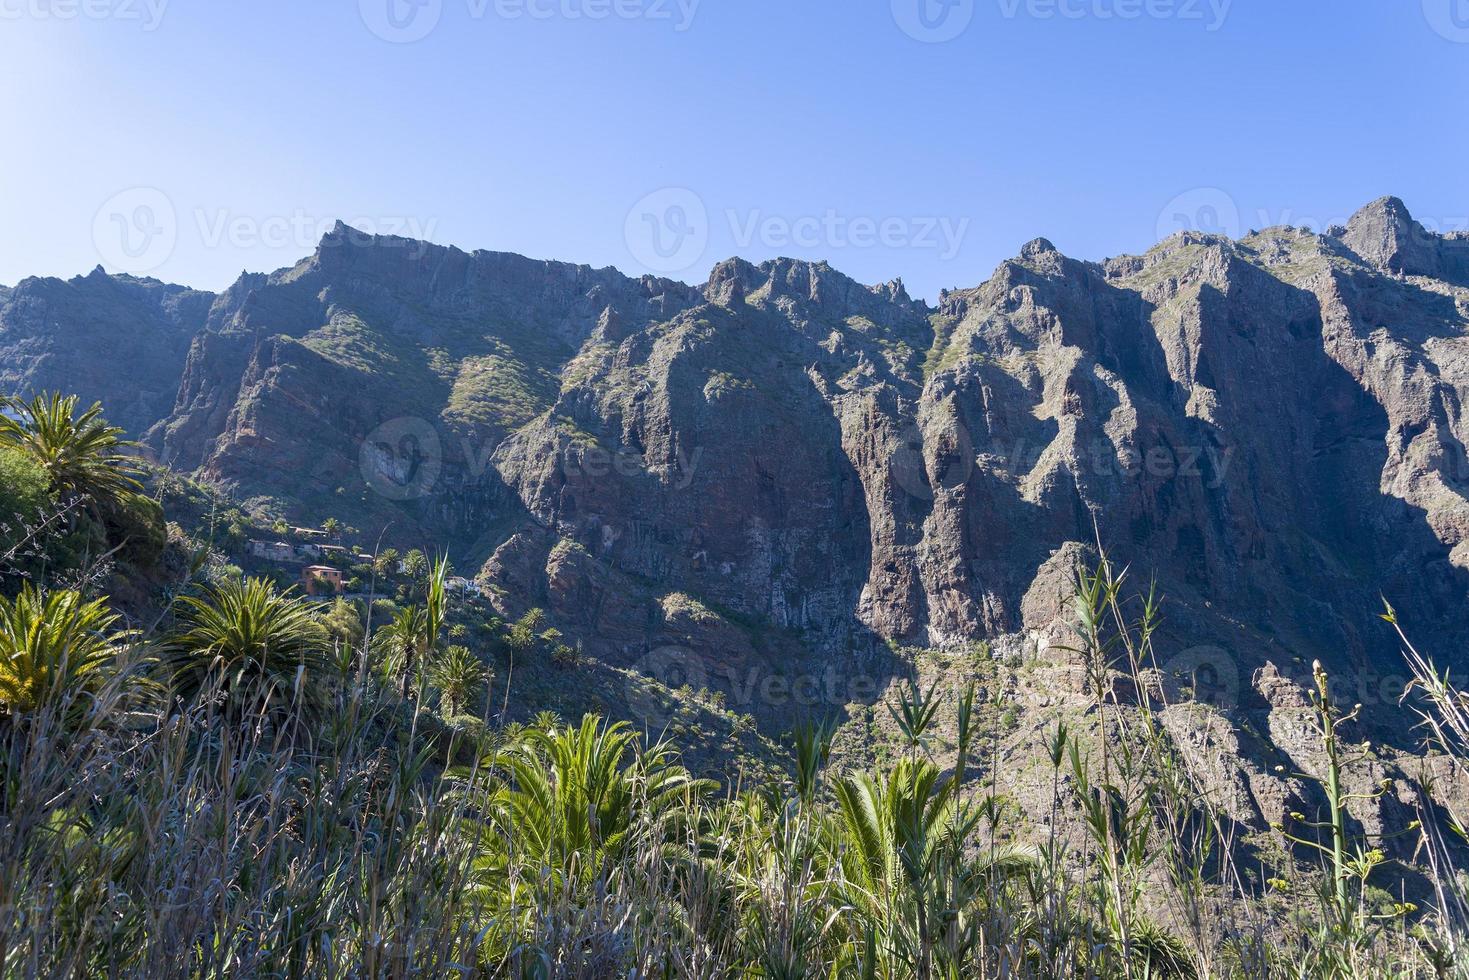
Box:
[1020, 237, 1057, 260]
[877, 277, 911, 304]
[313, 218, 438, 257]
[702, 256, 931, 321]
[1341, 195, 1441, 277]
[703, 257, 755, 306]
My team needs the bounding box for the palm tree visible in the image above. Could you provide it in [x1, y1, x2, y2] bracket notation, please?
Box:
[169, 577, 328, 712]
[400, 549, 428, 581]
[374, 603, 427, 685]
[428, 644, 485, 716]
[829, 758, 1039, 977]
[0, 393, 142, 508]
[0, 584, 123, 726]
[473, 715, 710, 891]
[372, 548, 399, 577]
[498, 607, 544, 720]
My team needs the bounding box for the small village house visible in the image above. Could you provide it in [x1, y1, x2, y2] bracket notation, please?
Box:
[445, 576, 481, 596]
[301, 565, 345, 596]
[249, 540, 298, 563]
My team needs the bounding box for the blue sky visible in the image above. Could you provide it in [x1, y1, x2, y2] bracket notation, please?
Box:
[3, 0, 1467, 301]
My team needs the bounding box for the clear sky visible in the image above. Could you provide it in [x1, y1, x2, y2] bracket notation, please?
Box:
[3, 0, 1467, 301]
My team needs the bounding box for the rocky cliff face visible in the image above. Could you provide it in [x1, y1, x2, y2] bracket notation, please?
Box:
[481, 199, 1469, 706]
[6, 199, 1469, 727]
[0, 266, 212, 436]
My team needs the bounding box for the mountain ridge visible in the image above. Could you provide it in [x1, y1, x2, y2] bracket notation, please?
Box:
[6, 197, 1469, 739]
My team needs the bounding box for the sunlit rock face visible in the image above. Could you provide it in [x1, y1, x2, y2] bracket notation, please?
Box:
[8, 201, 1469, 693]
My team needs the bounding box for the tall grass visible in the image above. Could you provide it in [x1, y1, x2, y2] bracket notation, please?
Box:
[0, 563, 1466, 977]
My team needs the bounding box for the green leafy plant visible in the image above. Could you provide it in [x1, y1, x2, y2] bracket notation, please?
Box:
[0, 393, 142, 509]
[430, 644, 486, 717]
[0, 584, 122, 725]
[169, 576, 328, 713]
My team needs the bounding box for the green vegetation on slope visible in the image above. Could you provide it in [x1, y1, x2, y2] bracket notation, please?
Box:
[2, 393, 1466, 978]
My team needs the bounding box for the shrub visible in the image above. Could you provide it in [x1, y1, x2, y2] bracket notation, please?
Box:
[0, 445, 56, 576]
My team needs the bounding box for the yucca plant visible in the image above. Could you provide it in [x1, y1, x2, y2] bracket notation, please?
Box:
[375, 556, 448, 700]
[1385, 602, 1469, 971]
[1267, 660, 1416, 977]
[168, 577, 329, 713]
[0, 393, 142, 509]
[0, 584, 123, 725]
[412, 555, 448, 699]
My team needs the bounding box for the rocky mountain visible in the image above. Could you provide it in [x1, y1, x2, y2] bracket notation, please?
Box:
[0, 266, 212, 436]
[6, 198, 1469, 747]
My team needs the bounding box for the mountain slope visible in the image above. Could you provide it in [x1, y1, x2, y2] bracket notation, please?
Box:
[0, 266, 213, 435]
[5, 199, 1469, 727]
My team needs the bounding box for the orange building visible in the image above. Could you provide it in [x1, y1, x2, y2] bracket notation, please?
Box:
[301, 565, 344, 596]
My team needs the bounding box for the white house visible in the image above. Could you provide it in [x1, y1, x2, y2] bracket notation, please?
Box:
[445, 576, 481, 596]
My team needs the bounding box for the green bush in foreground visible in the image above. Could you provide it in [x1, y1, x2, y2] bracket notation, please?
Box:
[0, 557, 1465, 977]
[0, 584, 121, 723]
